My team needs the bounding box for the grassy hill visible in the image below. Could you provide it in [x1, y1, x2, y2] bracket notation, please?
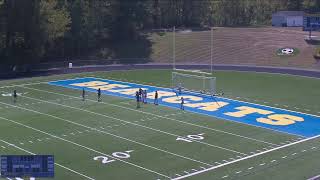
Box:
[148, 27, 320, 70]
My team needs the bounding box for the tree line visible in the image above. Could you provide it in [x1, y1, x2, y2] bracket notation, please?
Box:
[0, 0, 320, 69]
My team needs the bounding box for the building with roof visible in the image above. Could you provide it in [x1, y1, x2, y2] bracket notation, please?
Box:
[303, 13, 320, 31]
[272, 11, 304, 27]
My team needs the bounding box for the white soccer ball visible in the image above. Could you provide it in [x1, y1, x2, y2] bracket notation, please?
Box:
[281, 48, 294, 55]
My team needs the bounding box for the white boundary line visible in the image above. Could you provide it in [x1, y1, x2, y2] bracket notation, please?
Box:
[308, 174, 320, 180]
[0, 139, 95, 180]
[21, 85, 280, 145]
[14, 93, 246, 155]
[213, 69, 320, 80]
[171, 134, 320, 180]
[0, 81, 47, 89]
[0, 77, 89, 89]
[0, 116, 170, 179]
[0, 101, 213, 167]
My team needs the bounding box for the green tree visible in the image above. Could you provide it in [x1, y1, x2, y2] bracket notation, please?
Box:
[40, 0, 70, 43]
[303, 0, 320, 12]
[287, 0, 304, 10]
[40, 0, 70, 58]
[4, 0, 42, 66]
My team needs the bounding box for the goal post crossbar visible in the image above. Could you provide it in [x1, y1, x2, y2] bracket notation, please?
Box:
[173, 68, 212, 76]
[172, 72, 213, 79]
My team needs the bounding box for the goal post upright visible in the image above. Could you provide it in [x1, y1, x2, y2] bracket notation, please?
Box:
[170, 26, 221, 96]
[173, 26, 176, 70]
[210, 27, 213, 74]
[172, 25, 213, 76]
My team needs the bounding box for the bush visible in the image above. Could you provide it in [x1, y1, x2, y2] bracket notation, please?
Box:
[97, 48, 113, 59]
[314, 47, 320, 60]
[157, 32, 166, 36]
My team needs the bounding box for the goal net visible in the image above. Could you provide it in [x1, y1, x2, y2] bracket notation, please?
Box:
[172, 72, 216, 95]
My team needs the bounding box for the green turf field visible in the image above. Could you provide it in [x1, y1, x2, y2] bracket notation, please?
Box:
[0, 69, 320, 180]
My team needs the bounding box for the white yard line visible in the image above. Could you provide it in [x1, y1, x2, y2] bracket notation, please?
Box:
[215, 69, 320, 80]
[0, 102, 212, 167]
[0, 116, 170, 179]
[171, 134, 320, 180]
[0, 81, 48, 89]
[0, 77, 89, 89]
[21, 86, 278, 146]
[0, 139, 95, 180]
[7, 94, 246, 155]
[308, 174, 320, 180]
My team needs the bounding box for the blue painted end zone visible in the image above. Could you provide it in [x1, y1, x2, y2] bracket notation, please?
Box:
[48, 77, 320, 137]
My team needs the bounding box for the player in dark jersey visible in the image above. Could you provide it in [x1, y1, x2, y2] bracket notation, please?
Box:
[13, 90, 17, 103]
[154, 91, 158, 105]
[180, 97, 185, 110]
[82, 88, 85, 101]
[143, 90, 147, 104]
[136, 91, 140, 108]
[141, 89, 144, 103]
[97, 88, 101, 102]
[139, 88, 143, 102]
[178, 86, 182, 95]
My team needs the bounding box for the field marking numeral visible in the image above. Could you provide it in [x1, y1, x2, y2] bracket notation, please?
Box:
[93, 156, 116, 164]
[176, 133, 205, 143]
[93, 150, 133, 165]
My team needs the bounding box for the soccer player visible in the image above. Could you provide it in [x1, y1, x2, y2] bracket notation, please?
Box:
[13, 90, 17, 103]
[178, 83, 182, 95]
[82, 88, 85, 101]
[97, 88, 101, 102]
[139, 88, 143, 102]
[135, 91, 140, 108]
[141, 89, 144, 103]
[154, 91, 158, 105]
[143, 90, 147, 104]
[180, 97, 185, 110]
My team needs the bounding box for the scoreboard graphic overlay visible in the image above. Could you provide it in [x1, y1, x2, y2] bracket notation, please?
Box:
[0, 155, 54, 178]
